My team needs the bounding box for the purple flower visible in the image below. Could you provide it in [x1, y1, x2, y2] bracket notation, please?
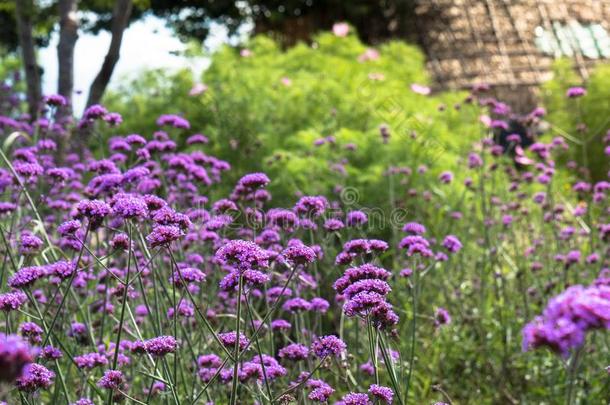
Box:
[343, 292, 385, 317]
[57, 220, 81, 236]
[170, 267, 206, 286]
[0, 291, 27, 311]
[399, 268, 413, 278]
[237, 172, 270, 190]
[434, 308, 452, 327]
[47, 260, 77, 279]
[267, 209, 299, 229]
[103, 112, 122, 126]
[83, 104, 108, 120]
[144, 336, 177, 357]
[442, 235, 462, 253]
[146, 225, 183, 248]
[343, 279, 391, 300]
[111, 195, 148, 220]
[278, 343, 309, 361]
[271, 319, 292, 331]
[566, 87, 586, 98]
[8, 266, 46, 289]
[439, 171, 453, 184]
[40, 346, 62, 360]
[334, 264, 391, 294]
[156, 114, 190, 129]
[74, 353, 108, 369]
[341, 392, 370, 405]
[19, 322, 43, 344]
[13, 161, 43, 181]
[16, 363, 54, 391]
[369, 384, 393, 404]
[44, 94, 67, 107]
[294, 196, 329, 217]
[346, 210, 368, 226]
[324, 218, 345, 231]
[97, 369, 124, 390]
[19, 232, 42, 254]
[522, 282, 610, 357]
[218, 332, 249, 351]
[565, 250, 581, 265]
[75, 199, 111, 228]
[280, 244, 316, 266]
[110, 233, 130, 250]
[0, 202, 17, 215]
[308, 383, 335, 402]
[0, 334, 36, 382]
[310, 298, 330, 313]
[283, 298, 312, 313]
[187, 134, 209, 145]
[215, 240, 269, 272]
[72, 399, 94, 405]
[311, 335, 346, 358]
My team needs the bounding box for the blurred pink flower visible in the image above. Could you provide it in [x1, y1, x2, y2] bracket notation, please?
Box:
[333, 22, 350, 37]
[479, 115, 492, 127]
[280, 77, 292, 86]
[358, 48, 380, 62]
[410, 83, 431, 95]
[240, 49, 253, 58]
[189, 83, 208, 96]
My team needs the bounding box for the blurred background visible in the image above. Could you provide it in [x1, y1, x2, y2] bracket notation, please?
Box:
[1, 0, 609, 197]
[2, 1, 610, 112]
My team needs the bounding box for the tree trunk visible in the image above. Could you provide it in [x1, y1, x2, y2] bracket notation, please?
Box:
[15, 0, 41, 119]
[85, 0, 132, 109]
[57, 0, 79, 117]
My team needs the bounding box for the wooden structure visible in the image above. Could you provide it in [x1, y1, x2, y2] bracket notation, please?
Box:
[412, 0, 610, 110]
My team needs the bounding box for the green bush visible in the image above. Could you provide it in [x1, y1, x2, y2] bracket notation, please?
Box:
[542, 59, 610, 180]
[105, 30, 483, 219]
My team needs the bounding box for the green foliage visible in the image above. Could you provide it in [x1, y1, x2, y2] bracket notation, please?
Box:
[106, 30, 483, 217]
[542, 60, 610, 180]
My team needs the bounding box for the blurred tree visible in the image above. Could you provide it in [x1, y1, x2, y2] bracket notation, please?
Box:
[145, 0, 418, 46]
[0, 0, 138, 114]
[1, 0, 419, 115]
[86, 0, 133, 107]
[57, 0, 79, 116]
[14, 0, 41, 118]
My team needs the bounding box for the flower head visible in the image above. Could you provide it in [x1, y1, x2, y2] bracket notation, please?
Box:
[0, 334, 36, 382]
[311, 335, 346, 358]
[16, 363, 54, 391]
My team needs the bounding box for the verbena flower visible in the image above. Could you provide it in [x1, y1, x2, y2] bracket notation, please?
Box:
[369, 384, 393, 404]
[146, 225, 183, 247]
[0, 334, 36, 382]
[218, 332, 249, 351]
[16, 363, 54, 392]
[0, 291, 27, 311]
[8, 266, 46, 289]
[278, 343, 309, 361]
[215, 240, 269, 272]
[74, 352, 108, 369]
[311, 335, 346, 358]
[97, 369, 124, 390]
[522, 281, 610, 357]
[340, 392, 370, 404]
[144, 336, 177, 357]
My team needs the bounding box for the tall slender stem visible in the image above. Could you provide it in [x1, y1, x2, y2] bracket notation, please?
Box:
[229, 275, 244, 405]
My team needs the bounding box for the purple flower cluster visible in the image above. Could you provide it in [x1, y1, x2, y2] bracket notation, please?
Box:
[0, 334, 36, 382]
[522, 280, 610, 357]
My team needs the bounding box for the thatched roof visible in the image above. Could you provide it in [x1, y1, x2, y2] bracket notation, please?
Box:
[414, 0, 610, 109]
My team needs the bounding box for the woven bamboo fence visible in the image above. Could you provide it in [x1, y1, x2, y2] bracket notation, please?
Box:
[413, 0, 610, 110]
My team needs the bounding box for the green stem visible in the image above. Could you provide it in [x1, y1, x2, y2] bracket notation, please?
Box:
[229, 275, 244, 405]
